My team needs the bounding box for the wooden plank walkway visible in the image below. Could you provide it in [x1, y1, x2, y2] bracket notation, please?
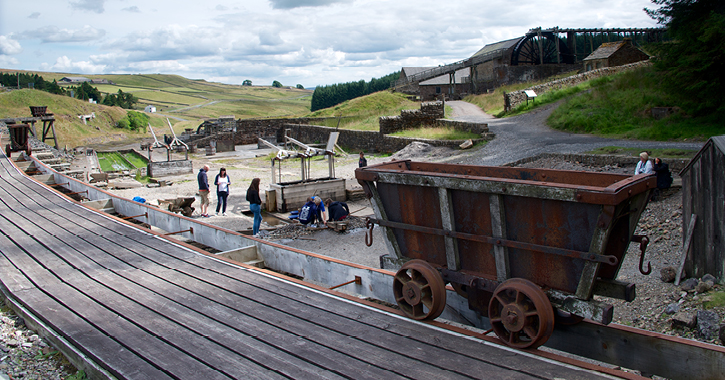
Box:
[0, 154, 624, 380]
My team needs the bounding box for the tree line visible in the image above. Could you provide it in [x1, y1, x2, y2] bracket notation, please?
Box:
[310, 71, 400, 112]
[0, 73, 137, 109]
[647, 0, 724, 115]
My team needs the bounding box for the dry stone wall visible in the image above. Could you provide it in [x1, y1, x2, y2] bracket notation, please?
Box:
[504, 60, 652, 111]
[379, 102, 445, 134]
[188, 102, 493, 154]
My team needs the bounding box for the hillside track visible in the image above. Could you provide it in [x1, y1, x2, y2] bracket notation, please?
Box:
[446, 101, 705, 166]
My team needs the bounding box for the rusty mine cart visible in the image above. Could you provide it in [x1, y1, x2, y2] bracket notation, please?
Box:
[5, 123, 32, 157]
[356, 160, 655, 349]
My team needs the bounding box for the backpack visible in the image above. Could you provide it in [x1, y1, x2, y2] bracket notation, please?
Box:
[298, 202, 316, 224]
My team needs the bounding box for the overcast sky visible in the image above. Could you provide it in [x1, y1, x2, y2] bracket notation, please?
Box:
[0, 0, 660, 88]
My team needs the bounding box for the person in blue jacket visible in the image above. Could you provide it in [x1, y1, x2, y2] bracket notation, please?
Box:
[298, 197, 319, 227]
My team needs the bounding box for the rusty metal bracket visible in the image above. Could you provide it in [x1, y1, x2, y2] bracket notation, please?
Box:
[163, 227, 193, 236]
[365, 217, 374, 247]
[367, 218, 618, 265]
[329, 276, 362, 290]
[631, 234, 651, 275]
[66, 190, 88, 196]
[49, 182, 69, 187]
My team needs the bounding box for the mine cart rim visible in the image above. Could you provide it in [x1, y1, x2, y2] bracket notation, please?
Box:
[488, 278, 555, 349]
[393, 260, 446, 321]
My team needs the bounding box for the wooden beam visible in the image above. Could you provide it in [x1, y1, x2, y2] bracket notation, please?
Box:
[675, 214, 697, 285]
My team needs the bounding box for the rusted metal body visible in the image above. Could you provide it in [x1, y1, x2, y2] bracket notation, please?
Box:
[5, 123, 32, 157]
[357, 160, 655, 347]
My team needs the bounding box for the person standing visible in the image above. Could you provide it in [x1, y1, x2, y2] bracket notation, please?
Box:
[246, 178, 262, 236]
[634, 152, 653, 175]
[197, 164, 210, 217]
[359, 151, 367, 167]
[214, 167, 231, 216]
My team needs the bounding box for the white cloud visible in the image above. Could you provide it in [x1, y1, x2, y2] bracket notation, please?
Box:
[39, 55, 106, 73]
[0, 36, 23, 55]
[1, 0, 659, 86]
[268, 0, 353, 9]
[28, 12, 41, 19]
[69, 0, 106, 14]
[18, 25, 105, 43]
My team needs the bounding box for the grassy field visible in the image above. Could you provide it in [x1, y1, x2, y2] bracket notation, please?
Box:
[0, 71, 314, 147]
[306, 91, 419, 131]
[464, 70, 580, 115]
[548, 67, 725, 141]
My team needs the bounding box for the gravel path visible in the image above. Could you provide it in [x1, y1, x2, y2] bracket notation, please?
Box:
[445, 100, 705, 166]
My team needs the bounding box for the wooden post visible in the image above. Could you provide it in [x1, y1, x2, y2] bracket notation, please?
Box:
[675, 214, 697, 286]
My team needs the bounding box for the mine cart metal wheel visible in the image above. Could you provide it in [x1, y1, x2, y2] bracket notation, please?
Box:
[488, 278, 555, 349]
[393, 259, 446, 321]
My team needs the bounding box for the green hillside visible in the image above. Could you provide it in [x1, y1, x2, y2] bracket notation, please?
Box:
[0, 89, 159, 147]
[305, 91, 418, 130]
[0, 71, 314, 147]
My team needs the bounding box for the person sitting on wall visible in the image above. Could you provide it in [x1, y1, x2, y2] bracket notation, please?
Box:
[634, 152, 653, 175]
[650, 157, 674, 201]
[653, 158, 673, 190]
[298, 197, 320, 227]
[325, 198, 350, 221]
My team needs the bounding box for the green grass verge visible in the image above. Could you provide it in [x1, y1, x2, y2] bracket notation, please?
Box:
[389, 127, 481, 140]
[585, 146, 699, 159]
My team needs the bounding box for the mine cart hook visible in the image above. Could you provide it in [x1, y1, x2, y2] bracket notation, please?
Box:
[632, 235, 651, 275]
[365, 217, 375, 247]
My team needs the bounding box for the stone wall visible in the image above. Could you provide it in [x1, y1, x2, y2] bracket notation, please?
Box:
[504, 60, 652, 111]
[472, 64, 579, 94]
[283, 123, 491, 153]
[379, 102, 445, 134]
[147, 159, 193, 178]
[187, 102, 493, 154]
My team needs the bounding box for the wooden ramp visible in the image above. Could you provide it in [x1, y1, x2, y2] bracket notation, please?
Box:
[0, 154, 622, 379]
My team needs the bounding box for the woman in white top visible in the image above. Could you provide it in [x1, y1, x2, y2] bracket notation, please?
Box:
[634, 152, 653, 175]
[214, 168, 231, 215]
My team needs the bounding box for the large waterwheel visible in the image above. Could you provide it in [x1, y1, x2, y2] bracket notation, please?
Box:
[511, 32, 574, 66]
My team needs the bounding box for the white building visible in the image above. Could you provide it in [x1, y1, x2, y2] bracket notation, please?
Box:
[144, 105, 157, 113]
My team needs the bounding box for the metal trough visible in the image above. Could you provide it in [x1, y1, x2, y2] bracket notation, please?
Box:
[356, 160, 656, 348]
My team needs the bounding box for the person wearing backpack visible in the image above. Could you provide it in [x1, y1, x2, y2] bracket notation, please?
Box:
[298, 197, 319, 227]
